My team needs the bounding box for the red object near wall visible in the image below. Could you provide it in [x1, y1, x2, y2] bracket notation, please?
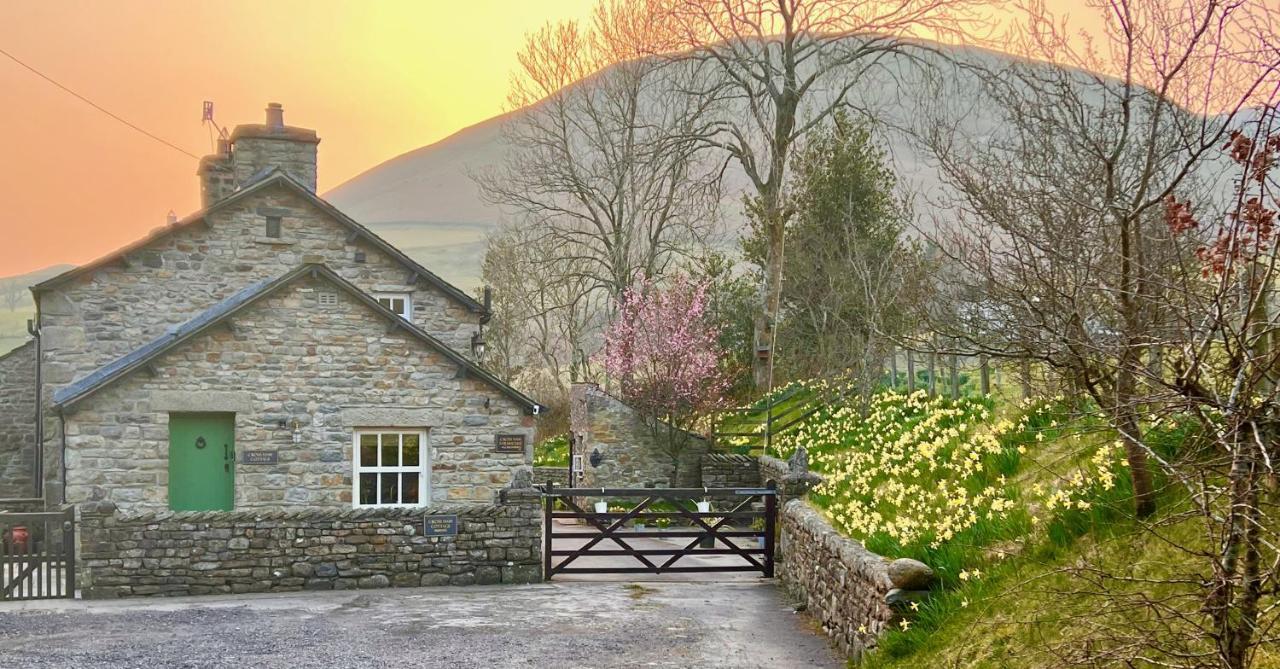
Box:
[7, 525, 30, 552]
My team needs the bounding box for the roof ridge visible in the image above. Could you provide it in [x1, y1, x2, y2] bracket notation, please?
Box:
[31, 171, 484, 314]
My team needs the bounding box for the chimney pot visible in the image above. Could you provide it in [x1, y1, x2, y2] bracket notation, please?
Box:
[266, 102, 284, 129]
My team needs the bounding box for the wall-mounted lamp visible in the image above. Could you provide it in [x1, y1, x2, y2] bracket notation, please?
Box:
[470, 330, 486, 359]
[290, 418, 302, 445]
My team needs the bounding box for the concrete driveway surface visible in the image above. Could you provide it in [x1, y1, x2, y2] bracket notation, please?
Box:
[0, 581, 840, 668]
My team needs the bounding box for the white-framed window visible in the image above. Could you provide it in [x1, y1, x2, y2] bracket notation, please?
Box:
[353, 430, 427, 507]
[375, 293, 412, 320]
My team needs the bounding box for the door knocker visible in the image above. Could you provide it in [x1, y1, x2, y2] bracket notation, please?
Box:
[195, 436, 207, 450]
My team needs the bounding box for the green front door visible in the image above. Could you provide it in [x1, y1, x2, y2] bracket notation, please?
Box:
[168, 413, 235, 511]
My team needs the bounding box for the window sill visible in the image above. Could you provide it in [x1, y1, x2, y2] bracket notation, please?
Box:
[254, 236, 296, 246]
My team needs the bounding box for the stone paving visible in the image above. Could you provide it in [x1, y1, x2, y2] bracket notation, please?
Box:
[0, 581, 840, 668]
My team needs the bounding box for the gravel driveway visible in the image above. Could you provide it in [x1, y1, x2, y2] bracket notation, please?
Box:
[0, 581, 838, 668]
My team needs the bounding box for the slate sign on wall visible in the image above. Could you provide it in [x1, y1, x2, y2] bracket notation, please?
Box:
[241, 450, 278, 465]
[423, 515, 459, 537]
[494, 434, 526, 454]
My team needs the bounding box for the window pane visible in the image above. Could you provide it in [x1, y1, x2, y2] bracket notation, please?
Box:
[402, 433, 420, 466]
[378, 297, 391, 309]
[380, 473, 399, 505]
[359, 434, 377, 467]
[402, 473, 420, 505]
[381, 433, 399, 467]
[359, 473, 378, 505]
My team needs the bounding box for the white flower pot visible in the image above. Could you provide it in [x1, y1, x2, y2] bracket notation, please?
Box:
[594, 500, 609, 514]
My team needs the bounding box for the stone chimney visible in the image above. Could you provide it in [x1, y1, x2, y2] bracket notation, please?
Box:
[229, 103, 320, 191]
[196, 137, 235, 208]
[196, 102, 320, 207]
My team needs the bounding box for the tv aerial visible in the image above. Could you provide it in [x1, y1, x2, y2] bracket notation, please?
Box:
[202, 101, 229, 153]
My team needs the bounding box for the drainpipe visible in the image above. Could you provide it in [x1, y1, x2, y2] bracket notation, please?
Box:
[58, 410, 68, 505]
[27, 315, 42, 501]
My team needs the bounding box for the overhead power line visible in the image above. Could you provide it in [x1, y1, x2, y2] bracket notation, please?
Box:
[0, 45, 200, 159]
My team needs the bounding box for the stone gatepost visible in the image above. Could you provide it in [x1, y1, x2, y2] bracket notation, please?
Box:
[498, 466, 545, 585]
[76, 500, 121, 599]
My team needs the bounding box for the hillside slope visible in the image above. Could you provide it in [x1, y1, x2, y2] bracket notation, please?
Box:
[325, 40, 1142, 288]
[0, 264, 73, 354]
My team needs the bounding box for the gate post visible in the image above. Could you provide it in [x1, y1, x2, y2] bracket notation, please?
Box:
[63, 507, 76, 598]
[543, 482, 554, 581]
[763, 479, 777, 578]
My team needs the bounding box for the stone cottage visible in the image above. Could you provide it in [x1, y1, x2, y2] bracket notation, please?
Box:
[0, 103, 542, 514]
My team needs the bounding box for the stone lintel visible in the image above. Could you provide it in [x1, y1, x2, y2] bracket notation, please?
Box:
[339, 407, 440, 428]
[149, 390, 253, 413]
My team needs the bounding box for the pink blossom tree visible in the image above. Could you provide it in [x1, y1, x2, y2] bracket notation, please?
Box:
[601, 275, 731, 483]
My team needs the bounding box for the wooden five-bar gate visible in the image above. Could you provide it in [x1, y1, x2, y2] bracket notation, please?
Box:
[0, 508, 76, 601]
[543, 482, 777, 579]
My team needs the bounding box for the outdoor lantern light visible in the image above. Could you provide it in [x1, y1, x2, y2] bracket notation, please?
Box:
[470, 330, 486, 359]
[290, 418, 302, 444]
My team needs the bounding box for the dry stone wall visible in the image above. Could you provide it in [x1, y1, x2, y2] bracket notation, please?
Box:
[700, 453, 760, 489]
[570, 383, 708, 489]
[0, 341, 37, 499]
[778, 499, 894, 660]
[532, 466, 570, 488]
[63, 275, 532, 513]
[77, 487, 542, 599]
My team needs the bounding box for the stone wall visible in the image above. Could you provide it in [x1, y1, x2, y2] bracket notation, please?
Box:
[77, 487, 542, 599]
[532, 466, 570, 488]
[760, 455, 792, 502]
[778, 499, 894, 660]
[700, 453, 760, 489]
[570, 383, 708, 489]
[63, 274, 533, 513]
[0, 341, 37, 500]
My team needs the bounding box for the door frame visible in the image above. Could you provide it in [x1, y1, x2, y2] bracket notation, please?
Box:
[167, 412, 236, 511]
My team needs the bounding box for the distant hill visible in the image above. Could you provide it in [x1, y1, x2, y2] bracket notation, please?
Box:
[0, 264, 73, 354]
[323, 40, 1128, 288]
[324, 110, 516, 290]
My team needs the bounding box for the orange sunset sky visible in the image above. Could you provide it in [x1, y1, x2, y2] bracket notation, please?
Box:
[0, 1, 1099, 279]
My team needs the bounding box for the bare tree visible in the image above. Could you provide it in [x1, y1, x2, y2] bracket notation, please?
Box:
[2, 280, 23, 312]
[481, 220, 602, 402]
[1156, 109, 1280, 668]
[654, 0, 989, 392]
[915, 0, 1278, 518]
[477, 0, 723, 313]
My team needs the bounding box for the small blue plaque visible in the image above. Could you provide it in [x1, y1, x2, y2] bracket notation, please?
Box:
[423, 515, 458, 537]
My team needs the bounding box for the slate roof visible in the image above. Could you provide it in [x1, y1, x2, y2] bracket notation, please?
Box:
[31, 169, 485, 315]
[52, 263, 541, 415]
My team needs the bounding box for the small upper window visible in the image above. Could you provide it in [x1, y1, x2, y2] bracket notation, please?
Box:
[265, 216, 282, 238]
[376, 293, 411, 320]
[317, 291, 338, 307]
